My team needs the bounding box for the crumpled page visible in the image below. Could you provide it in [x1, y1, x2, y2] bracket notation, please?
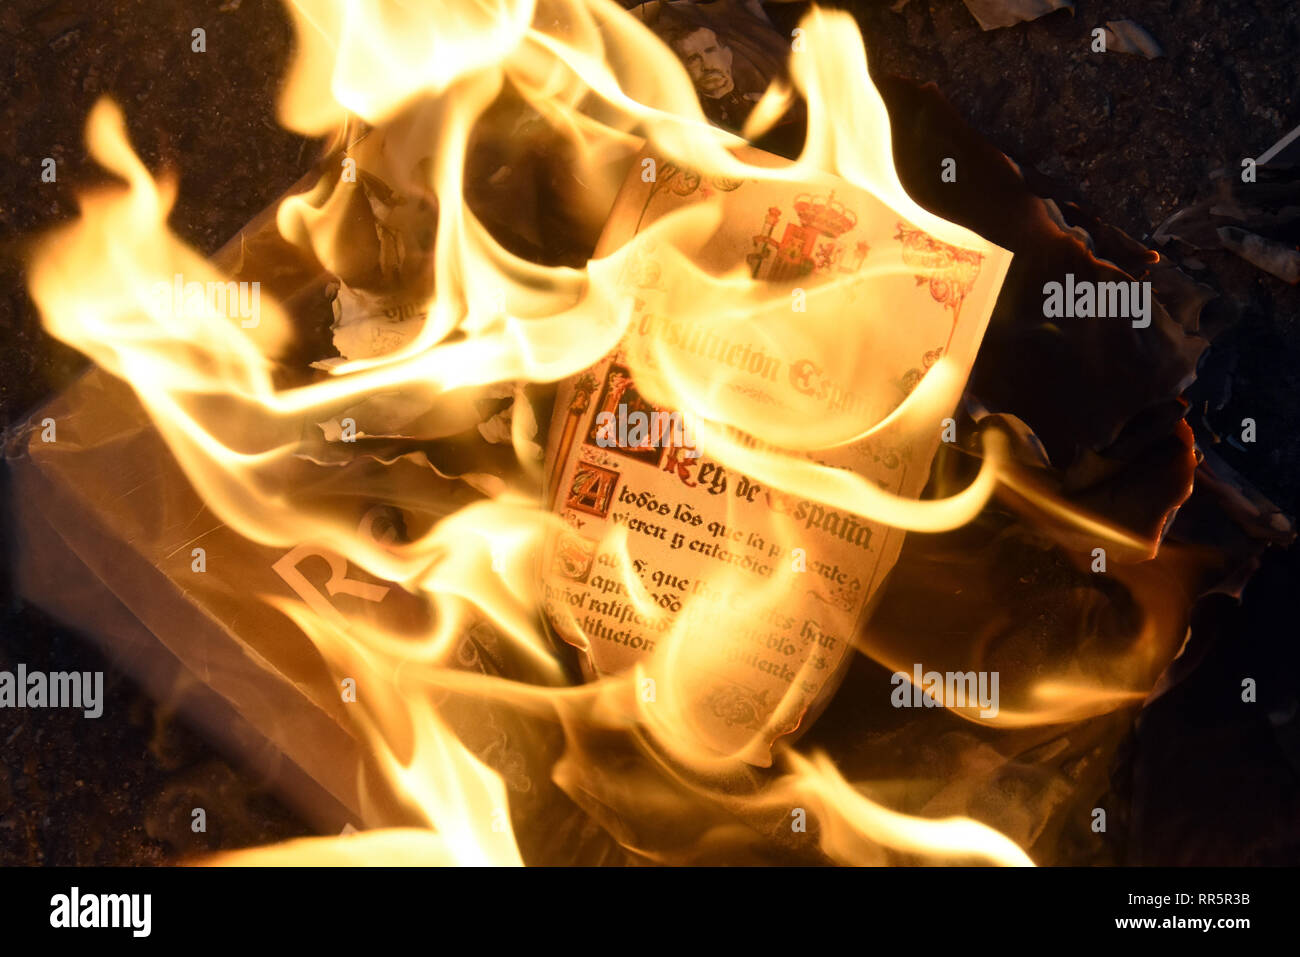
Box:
[7, 9, 1294, 865]
[1103, 19, 1163, 59]
[958, 0, 1073, 31]
[1154, 120, 1300, 283]
[4, 363, 624, 863]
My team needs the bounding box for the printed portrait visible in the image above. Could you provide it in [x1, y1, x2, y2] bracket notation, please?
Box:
[629, 0, 793, 133]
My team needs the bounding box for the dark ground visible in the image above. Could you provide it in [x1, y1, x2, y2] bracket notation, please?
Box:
[0, 0, 1297, 863]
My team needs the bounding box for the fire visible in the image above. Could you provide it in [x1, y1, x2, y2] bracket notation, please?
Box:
[25, 0, 1191, 866]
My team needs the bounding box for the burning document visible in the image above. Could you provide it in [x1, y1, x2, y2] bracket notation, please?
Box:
[20, 0, 1043, 863]
[543, 145, 1012, 764]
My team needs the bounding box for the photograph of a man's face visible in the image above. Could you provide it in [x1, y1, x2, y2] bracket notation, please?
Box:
[638, 0, 791, 133]
[674, 26, 735, 99]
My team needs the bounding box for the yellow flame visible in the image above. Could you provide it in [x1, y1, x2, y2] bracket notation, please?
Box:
[25, 0, 1184, 866]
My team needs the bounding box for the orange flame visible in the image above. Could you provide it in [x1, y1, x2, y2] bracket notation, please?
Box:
[26, 0, 1188, 866]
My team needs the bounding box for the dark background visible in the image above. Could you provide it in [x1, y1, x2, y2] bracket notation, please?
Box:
[0, 0, 1296, 863]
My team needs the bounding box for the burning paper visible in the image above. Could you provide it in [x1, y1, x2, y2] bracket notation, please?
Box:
[542, 144, 1010, 763]
[19, 0, 1255, 866]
